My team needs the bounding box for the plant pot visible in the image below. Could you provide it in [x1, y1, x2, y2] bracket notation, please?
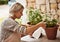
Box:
[45, 26, 58, 40]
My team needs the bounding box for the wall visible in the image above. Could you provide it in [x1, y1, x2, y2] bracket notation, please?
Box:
[26, 0, 60, 23]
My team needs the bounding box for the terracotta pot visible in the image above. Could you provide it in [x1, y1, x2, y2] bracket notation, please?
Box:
[45, 26, 58, 40]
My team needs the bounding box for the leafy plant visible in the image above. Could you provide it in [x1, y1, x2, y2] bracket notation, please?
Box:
[0, 0, 8, 5]
[45, 19, 57, 27]
[43, 14, 58, 28]
[27, 7, 42, 25]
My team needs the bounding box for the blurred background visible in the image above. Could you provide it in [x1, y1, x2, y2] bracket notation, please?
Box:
[0, 0, 27, 25]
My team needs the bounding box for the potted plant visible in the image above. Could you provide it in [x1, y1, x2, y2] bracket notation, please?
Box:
[43, 14, 59, 40]
[26, 7, 42, 25]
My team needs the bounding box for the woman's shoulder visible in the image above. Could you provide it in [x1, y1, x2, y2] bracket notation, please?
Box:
[1, 17, 15, 25]
[2, 18, 12, 23]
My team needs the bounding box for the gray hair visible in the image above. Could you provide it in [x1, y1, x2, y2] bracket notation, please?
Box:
[9, 2, 24, 14]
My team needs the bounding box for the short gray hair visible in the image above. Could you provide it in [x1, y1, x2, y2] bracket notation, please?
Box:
[9, 2, 24, 14]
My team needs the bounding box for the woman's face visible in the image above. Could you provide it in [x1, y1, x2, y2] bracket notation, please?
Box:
[14, 8, 24, 19]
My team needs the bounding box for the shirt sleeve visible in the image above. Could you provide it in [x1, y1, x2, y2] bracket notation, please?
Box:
[18, 26, 27, 35]
[1, 19, 26, 35]
[1, 20, 18, 32]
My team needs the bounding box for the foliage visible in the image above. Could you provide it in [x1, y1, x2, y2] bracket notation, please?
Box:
[0, 0, 8, 5]
[45, 19, 57, 27]
[43, 14, 58, 28]
[27, 7, 42, 25]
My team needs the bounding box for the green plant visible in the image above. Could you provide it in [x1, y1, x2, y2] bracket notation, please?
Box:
[0, 0, 8, 5]
[27, 7, 42, 25]
[44, 14, 59, 40]
[45, 19, 57, 27]
[43, 14, 58, 28]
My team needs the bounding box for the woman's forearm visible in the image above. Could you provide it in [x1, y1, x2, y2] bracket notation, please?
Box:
[26, 22, 46, 35]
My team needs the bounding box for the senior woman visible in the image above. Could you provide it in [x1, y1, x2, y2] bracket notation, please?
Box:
[0, 3, 45, 42]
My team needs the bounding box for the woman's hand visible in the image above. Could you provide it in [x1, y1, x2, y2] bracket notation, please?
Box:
[37, 22, 46, 29]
